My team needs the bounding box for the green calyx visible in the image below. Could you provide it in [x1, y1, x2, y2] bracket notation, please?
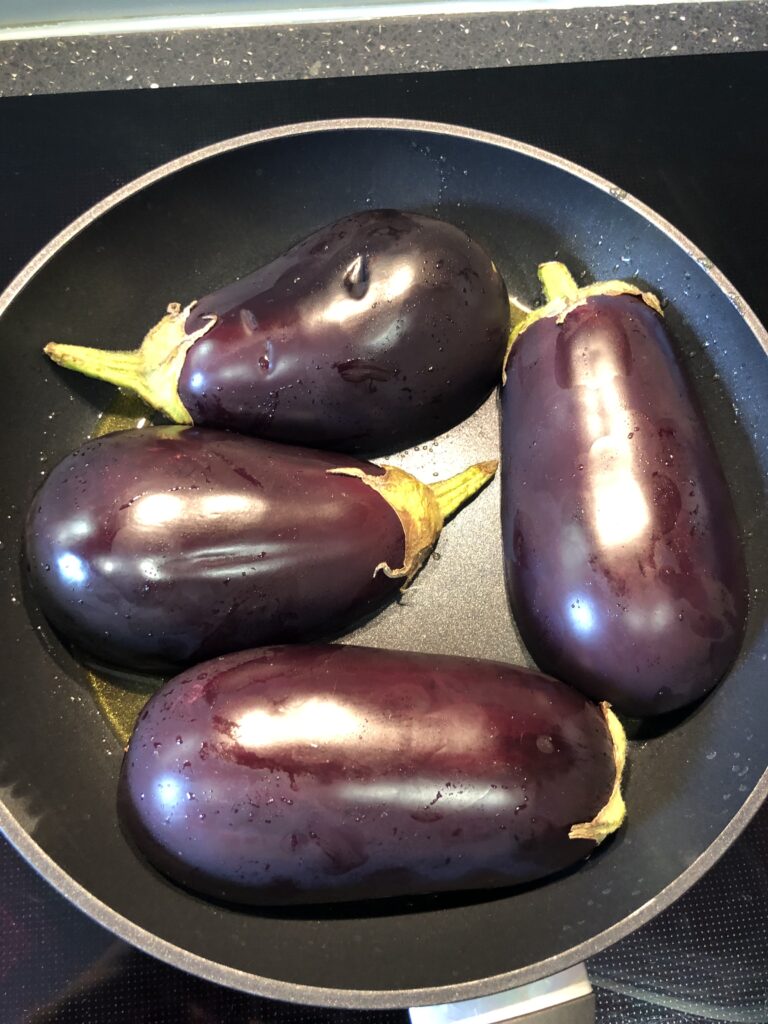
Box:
[328, 460, 497, 586]
[502, 261, 664, 382]
[44, 301, 217, 423]
[569, 702, 627, 844]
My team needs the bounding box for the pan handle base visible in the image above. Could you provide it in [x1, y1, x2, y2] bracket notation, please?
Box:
[409, 964, 594, 1024]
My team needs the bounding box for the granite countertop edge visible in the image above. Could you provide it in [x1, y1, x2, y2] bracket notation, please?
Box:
[0, 0, 766, 98]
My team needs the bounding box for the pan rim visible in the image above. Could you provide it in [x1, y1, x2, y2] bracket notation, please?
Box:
[1, 115, 767, 1010]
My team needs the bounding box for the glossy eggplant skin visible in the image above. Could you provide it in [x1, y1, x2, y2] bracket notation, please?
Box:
[118, 644, 619, 906]
[502, 290, 747, 717]
[179, 209, 510, 454]
[25, 427, 404, 672]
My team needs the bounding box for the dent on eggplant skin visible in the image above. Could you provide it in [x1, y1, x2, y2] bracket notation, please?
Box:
[25, 427, 405, 673]
[502, 293, 748, 718]
[179, 209, 510, 455]
[118, 645, 620, 906]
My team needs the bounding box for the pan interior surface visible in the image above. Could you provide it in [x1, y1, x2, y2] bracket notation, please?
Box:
[0, 124, 766, 1006]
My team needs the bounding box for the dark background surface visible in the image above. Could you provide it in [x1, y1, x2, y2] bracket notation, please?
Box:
[1, 51, 767, 1022]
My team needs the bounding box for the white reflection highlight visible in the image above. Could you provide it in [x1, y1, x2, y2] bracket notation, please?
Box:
[381, 264, 415, 301]
[132, 492, 260, 529]
[567, 594, 596, 635]
[340, 781, 516, 812]
[581, 380, 605, 442]
[139, 559, 160, 580]
[651, 603, 673, 631]
[590, 455, 650, 548]
[57, 552, 87, 585]
[201, 494, 254, 516]
[155, 775, 181, 811]
[625, 602, 674, 634]
[189, 371, 204, 392]
[584, 357, 650, 549]
[133, 493, 184, 527]
[560, 523, 590, 573]
[322, 263, 416, 324]
[235, 698, 360, 750]
[625, 606, 647, 634]
[582, 330, 623, 388]
[57, 518, 91, 544]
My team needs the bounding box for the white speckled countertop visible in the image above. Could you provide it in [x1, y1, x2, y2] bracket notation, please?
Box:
[0, 0, 765, 97]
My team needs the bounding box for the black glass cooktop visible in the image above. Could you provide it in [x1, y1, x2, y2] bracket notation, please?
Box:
[1, 51, 767, 1023]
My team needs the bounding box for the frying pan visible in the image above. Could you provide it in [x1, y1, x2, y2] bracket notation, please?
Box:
[0, 119, 766, 1011]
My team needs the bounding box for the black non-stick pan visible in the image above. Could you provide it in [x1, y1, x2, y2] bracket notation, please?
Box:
[0, 119, 766, 1011]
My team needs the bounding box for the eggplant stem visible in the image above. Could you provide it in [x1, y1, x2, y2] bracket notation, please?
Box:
[329, 464, 442, 585]
[429, 460, 498, 521]
[538, 261, 580, 304]
[329, 459, 496, 587]
[569, 702, 627, 844]
[45, 343, 147, 391]
[44, 301, 216, 425]
[502, 264, 664, 384]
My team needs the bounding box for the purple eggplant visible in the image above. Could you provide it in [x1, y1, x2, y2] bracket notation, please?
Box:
[25, 426, 494, 672]
[118, 644, 626, 905]
[43, 210, 510, 455]
[501, 262, 747, 718]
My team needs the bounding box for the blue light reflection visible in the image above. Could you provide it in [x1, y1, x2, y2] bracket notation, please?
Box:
[567, 594, 596, 635]
[155, 775, 182, 811]
[57, 552, 88, 586]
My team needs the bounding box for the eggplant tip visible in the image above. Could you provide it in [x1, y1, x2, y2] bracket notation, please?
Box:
[475, 459, 499, 479]
[429, 460, 497, 522]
